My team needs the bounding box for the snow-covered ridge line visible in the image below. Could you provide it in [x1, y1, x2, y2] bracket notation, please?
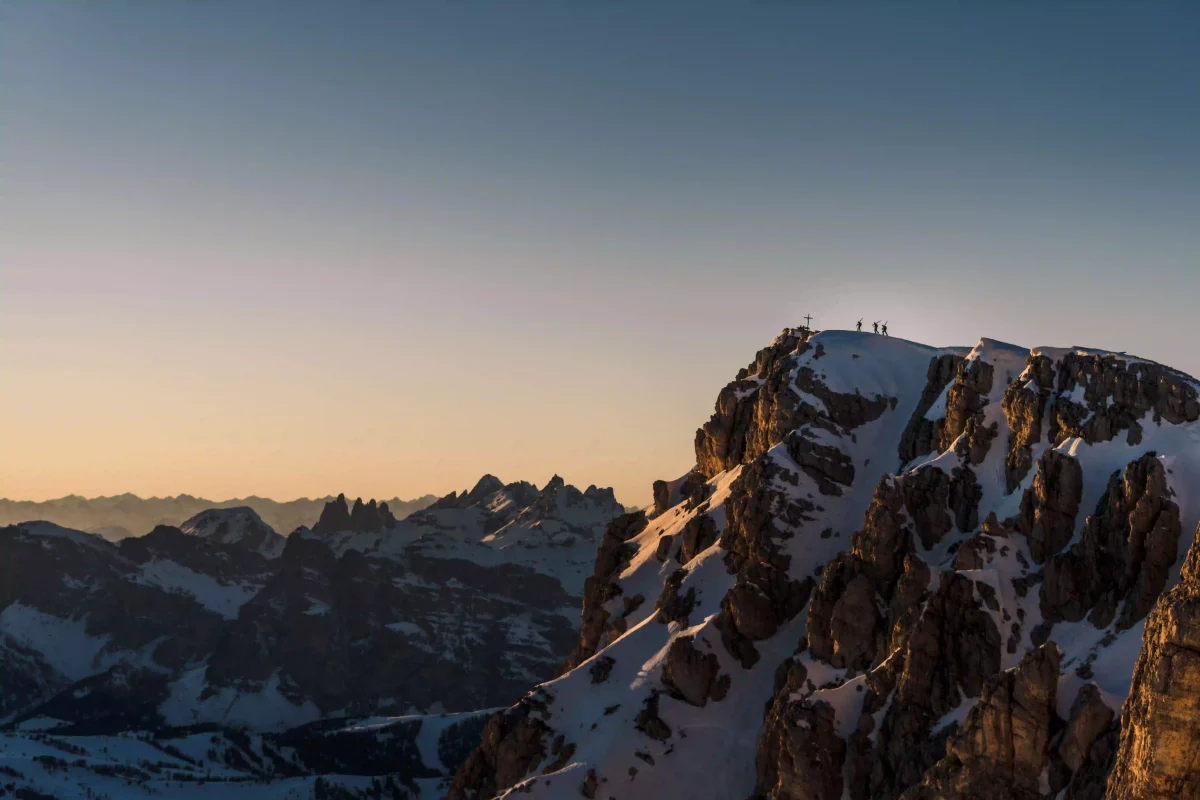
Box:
[447, 328, 1200, 800]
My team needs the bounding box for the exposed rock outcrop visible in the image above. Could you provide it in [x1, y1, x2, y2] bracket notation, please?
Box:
[695, 329, 814, 478]
[1048, 683, 1115, 791]
[934, 357, 997, 464]
[808, 476, 917, 670]
[1107, 526, 1200, 799]
[757, 697, 846, 800]
[312, 493, 355, 535]
[788, 432, 856, 496]
[652, 479, 671, 516]
[695, 328, 894, 480]
[651, 471, 710, 516]
[1042, 452, 1181, 629]
[563, 511, 649, 671]
[900, 466, 954, 548]
[660, 636, 722, 707]
[902, 644, 1060, 800]
[312, 493, 397, 535]
[1001, 354, 1055, 490]
[445, 691, 555, 800]
[715, 457, 815, 668]
[655, 568, 698, 626]
[867, 571, 1003, 798]
[1018, 449, 1083, 564]
[1048, 353, 1200, 446]
[677, 512, 718, 565]
[898, 353, 964, 466]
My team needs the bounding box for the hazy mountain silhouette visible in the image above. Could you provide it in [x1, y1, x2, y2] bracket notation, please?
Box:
[0, 493, 439, 540]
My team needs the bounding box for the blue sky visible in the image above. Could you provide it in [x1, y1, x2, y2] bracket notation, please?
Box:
[3, 2, 1199, 503]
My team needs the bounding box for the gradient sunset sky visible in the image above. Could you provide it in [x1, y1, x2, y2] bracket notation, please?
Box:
[3, 3, 1199, 505]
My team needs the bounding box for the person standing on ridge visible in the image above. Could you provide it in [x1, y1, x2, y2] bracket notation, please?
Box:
[872, 321, 879, 334]
[882, 322, 889, 336]
[856, 319, 863, 332]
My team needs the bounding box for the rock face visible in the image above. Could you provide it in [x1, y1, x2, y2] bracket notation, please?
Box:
[660, 635, 722, 707]
[1000, 354, 1054, 490]
[715, 456, 817, 669]
[1048, 353, 1200, 445]
[999, 351, 1200, 494]
[694, 328, 892, 480]
[903, 644, 1060, 800]
[934, 356, 997, 464]
[677, 512, 719, 564]
[562, 510, 648, 672]
[446, 689, 556, 800]
[1042, 452, 1182, 629]
[1107, 528, 1200, 799]
[807, 476, 915, 670]
[1018, 449, 1083, 564]
[758, 698, 847, 800]
[311, 492, 398, 535]
[694, 328, 814, 478]
[1053, 683, 1114, 782]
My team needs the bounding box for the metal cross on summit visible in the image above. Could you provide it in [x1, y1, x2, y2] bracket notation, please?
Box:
[803, 314, 813, 328]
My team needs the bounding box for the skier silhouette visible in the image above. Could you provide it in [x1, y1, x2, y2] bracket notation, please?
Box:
[882, 321, 889, 337]
[872, 321, 879, 334]
[856, 319, 863, 332]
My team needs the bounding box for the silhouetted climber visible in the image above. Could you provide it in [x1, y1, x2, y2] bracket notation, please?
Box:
[882, 321, 889, 336]
[872, 321, 879, 334]
[856, 319, 863, 332]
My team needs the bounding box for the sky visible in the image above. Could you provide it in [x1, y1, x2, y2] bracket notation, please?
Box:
[3, 3, 1199, 505]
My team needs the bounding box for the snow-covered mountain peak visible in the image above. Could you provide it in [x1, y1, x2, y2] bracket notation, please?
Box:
[448, 327, 1200, 800]
[179, 506, 284, 557]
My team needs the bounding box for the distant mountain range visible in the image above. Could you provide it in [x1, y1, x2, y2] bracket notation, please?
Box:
[0, 474, 625, 797]
[0, 493, 440, 541]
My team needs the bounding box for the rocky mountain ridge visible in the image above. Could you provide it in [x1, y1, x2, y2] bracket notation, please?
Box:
[447, 328, 1200, 800]
[0, 475, 623, 798]
[0, 492, 440, 542]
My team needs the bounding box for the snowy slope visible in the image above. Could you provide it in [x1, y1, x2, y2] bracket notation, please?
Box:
[447, 328, 1200, 800]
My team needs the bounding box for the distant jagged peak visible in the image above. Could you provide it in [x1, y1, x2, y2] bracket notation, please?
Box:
[419, 474, 622, 525]
[582, 484, 618, 504]
[509, 475, 624, 533]
[310, 492, 398, 536]
[429, 475, 534, 512]
[466, 474, 505, 502]
[349, 496, 396, 532]
[311, 493, 352, 534]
